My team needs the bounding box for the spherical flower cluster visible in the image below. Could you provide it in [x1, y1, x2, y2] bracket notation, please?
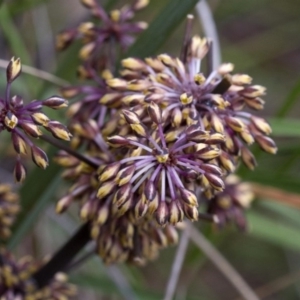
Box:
[0, 183, 19, 239]
[55, 149, 178, 264]
[207, 175, 254, 230]
[56, 0, 149, 71]
[0, 249, 76, 299]
[0, 58, 71, 182]
[100, 104, 225, 225]
[105, 35, 277, 172]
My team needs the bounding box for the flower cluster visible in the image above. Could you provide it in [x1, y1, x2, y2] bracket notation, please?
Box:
[56, 0, 149, 72]
[206, 175, 254, 230]
[54, 12, 276, 265]
[105, 35, 277, 172]
[55, 149, 178, 264]
[0, 183, 19, 239]
[0, 249, 76, 299]
[0, 58, 71, 182]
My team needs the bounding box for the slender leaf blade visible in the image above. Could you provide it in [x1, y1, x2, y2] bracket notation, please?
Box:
[126, 0, 199, 58]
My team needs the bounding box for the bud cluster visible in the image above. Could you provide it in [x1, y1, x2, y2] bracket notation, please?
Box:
[55, 150, 178, 264]
[54, 13, 277, 264]
[105, 36, 277, 172]
[0, 58, 71, 182]
[56, 0, 149, 72]
[0, 183, 19, 239]
[207, 175, 254, 230]
[0, 249, 76, 299]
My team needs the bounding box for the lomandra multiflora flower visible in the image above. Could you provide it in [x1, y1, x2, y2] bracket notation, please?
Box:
[0, 58, 71, 182]
[56, 0, 148, 71]
[55, 148, 178, 264]
[106, 35, 277, 173]
[207, 175, 254, 230]
[0, 183, 19, 239]
[0, 249, 76, 299]
[101, 104, 225, 225]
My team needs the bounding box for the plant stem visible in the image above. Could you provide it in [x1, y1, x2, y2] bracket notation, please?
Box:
[32, 222, 91, 288]
[186, 222, 259, 300]
[40, 135, 98, 168]
[163, 227, 190, 300]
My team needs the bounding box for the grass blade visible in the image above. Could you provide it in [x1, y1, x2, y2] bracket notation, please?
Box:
[126, 0, 199, 58]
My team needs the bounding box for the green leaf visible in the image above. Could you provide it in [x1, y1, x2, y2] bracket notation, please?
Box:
[276, 77, 300, 118]
[8, 0, 50, 15]
[0, 4, 31, 65]
[248, 210, 300, 252]
[125, 0, 199, 58]
[241, 170, 300, 194]
[269, 118, 300, 137]
[8, 147, 61, 249]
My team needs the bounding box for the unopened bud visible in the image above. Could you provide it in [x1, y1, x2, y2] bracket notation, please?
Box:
[107, 78, 128, 90]
[14, 161, 26, 183]
[122, 58, 146, 71]
[107, 135, 129, 147]
[97, 180, 115, 199]
[134, 197, 148, 219]
[79, 42, 95, 60]
[21, 122, 42, 138]
[31, 146, 49, 169]
[113, 184, 131, 207]
[156, 201, 168, 225]
[147, 102, 162, 124]
[169, 201, 183, 225]
[122, 110, 140, 124]
[43, 96, 68, 109]
[7, 57, 21, 83]
[251, 116, 272, 135]
[47, 121, 72, 141]
[180, 188, 198, 207]
[183, 204, 198, 221]
[241, 147, 257, 170]
[218, 63, 234, 75]
[97, 205, 109, 224]
[231, 74, 252, 85]
[225, 116, 245, 132]
[80, 0, 97, 9]
[31, 112, 50, 126]
[165, 225, 179, 245]
[133, 0, 149, 10]
[205, 173, 224, 191]
[99, 162, 121, 182]
[4, 112, 18, 129]
[255, 135, 277, 154]
[12, 132, 27, 155]
[245, 97, 265, 110]
[56, 195, 73, 214]
[116, 165, 135, 186]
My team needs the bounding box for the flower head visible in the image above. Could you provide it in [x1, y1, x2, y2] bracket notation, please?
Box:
[105, 35, 277, 171]
[0, 58, 71, 182]
[57, 0, 149, 71]
[55, 148, 178, 264]
[0, 183, 19, 239]
[0, 249, 76, 299]
[99, 103, 225, 225]
[207, 175, 254, 230]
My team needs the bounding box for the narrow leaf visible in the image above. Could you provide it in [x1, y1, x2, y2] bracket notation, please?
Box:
[249, 211, 300, 252]
[126, 0, 199, 58]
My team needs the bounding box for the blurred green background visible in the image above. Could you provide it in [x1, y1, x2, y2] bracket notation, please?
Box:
[1, 0, 300, 299]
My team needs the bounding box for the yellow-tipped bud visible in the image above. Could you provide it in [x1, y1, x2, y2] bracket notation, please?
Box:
[7, 57, 22, 83]
[4, 112, 18, 129]
[97, 180, 115, 199]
